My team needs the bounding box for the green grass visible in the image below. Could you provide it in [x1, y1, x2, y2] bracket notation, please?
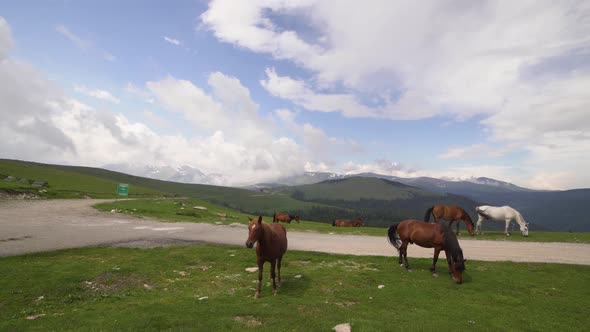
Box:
[95, 199, 590, 243]
[1, 244, 589, 331]
[0, 160, 168, 199]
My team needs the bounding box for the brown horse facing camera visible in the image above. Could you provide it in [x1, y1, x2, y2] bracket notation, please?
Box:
[387, 219, 466, 284]
[332, 219, 365, 227]
[273, 212, 300, 224]
[424, 205, 475, 235]
[246, 216, 288, 298]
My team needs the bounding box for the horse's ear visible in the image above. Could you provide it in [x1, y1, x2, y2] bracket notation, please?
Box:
[247, 217, 253, 222]
[257, 216, 262, 224]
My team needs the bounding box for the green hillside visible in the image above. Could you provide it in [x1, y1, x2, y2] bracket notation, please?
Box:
[0, 159, 167, 198]
[0, 159, 335, 216]
[268, 177, 481, 228]
[276, 177, 442, 201]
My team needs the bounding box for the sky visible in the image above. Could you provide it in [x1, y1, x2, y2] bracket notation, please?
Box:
[0, 0, 589, 189]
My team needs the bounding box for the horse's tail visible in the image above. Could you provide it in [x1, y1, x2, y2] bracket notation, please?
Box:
[424, 206, 434, 222]
[272, 212, 277, 223]
[475, 206, 488, 219]
[387, 223, 401, 251]
[332, 220, 335, 226]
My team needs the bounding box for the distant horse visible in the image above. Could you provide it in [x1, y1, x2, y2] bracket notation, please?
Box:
[246, 216, 288, 298]
[332, 219, 365, 227]
[475, 205, 529, 237]
[273, 212, 300, 224]
[424, 205, 476, 235]
[387, 220, 466, 284]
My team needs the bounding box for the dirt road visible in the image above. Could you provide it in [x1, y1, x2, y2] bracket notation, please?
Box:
[1, 199, 589, 265]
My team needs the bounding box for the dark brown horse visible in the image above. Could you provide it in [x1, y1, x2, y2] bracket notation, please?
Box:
[332, 219, 365, 227]
[424, 205, 475, 235]
[273, 212, 300, 224]
[387, 220, 466, 284]
[246, 216, 288, 298]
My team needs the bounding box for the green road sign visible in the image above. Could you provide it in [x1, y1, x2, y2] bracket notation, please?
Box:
[117, 183, 129, 196]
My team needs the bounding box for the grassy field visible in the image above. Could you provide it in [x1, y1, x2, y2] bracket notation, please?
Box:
[95, 199, 590, 243]
[1, 244, 589, 331]
[0, 160, 168, 199]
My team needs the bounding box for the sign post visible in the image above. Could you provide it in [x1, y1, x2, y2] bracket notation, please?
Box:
[116, 183, 129, 198]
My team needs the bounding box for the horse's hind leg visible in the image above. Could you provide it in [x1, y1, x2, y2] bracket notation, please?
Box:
[476, 215, 485, 234]
[430, 248, 441, 276]
[455, 220, 460, 235]
[401, 242, 412, 272]
[270, 260, 278, 296]
[277, 256, 283, 287]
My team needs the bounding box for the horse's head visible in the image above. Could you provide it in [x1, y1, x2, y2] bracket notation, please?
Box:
[520, 223, 529, 237]
[246, 216, 263, 248]
[450, 251, 466, 284]
[464, 214, 476, 236]
[294, 215, 300, 223]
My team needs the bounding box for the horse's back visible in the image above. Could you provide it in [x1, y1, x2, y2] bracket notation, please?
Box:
[397, 219, 442, 248]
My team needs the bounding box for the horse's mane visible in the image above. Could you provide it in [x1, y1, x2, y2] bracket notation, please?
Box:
[440, 221, 465, 272]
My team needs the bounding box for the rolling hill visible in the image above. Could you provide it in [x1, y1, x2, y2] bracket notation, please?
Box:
[2, 159, 589, 232]
[269, 177, 482, 228]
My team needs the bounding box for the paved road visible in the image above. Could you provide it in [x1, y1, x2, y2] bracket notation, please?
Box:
[1, 199, 590, 265]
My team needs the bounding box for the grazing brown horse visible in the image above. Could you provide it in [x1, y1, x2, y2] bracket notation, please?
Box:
[424, 205, 475, 235]
[246, 216, 288, 298]
[387, 220, 466, 284]
[332, 219, 365, 227]
[273, 212, 300, 224]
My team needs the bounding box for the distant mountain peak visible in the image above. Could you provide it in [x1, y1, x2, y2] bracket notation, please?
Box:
[102, 163, 226, 185]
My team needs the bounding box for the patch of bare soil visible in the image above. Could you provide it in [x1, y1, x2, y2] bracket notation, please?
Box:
[233, 315, 263, 327]
[83, 273, 151, 292]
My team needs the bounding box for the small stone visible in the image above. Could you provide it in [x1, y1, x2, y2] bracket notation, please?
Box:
[333, 323, 351, 332]
[294, 275, 302, 279]
[245, 267, 258, 273]
[198, 296, 208, 301]
[26, 314, 46, 320]
[378, 285, 385, 289]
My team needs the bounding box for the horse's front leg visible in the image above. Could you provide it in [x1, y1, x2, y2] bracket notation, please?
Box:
[444, 250, 454, 279]
[455, 220, 460, 235]
[270, 260, 277, 296]
[431, 248, 441, 276]
[255, 259, 264, 298]
[505, 219, 511, 236]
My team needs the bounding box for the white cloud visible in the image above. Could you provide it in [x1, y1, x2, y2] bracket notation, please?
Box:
[274, 108, 364, 160]
[0, 17, 13, 60]
[74, 85, 120, 104]
[164, 36, 181, 46]
[202, 0, 590, 189]
[56, 24, 91, 50]
[56, 24, 115, 62]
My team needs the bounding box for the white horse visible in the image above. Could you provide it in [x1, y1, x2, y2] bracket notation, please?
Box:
[475, 205, 529, 237]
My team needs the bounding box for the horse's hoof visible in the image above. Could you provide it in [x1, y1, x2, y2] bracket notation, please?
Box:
[254, 292, 261, 299]
[272, 290, 277, 296]
[400, 264, 404, 268]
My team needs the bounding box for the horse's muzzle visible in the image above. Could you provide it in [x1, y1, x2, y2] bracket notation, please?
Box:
[245, 241, 254, 249]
